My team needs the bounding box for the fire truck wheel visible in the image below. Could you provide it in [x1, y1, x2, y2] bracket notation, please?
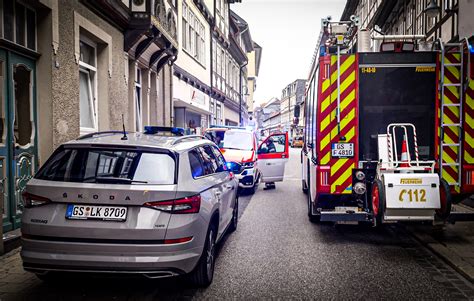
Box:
[371, 179, 385, 227]
[436, 179, 452, 220]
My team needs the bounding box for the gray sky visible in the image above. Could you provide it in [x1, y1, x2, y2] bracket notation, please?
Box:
[232, 0, 346, 106]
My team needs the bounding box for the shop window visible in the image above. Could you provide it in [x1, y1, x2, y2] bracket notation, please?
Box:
[79, 37, 98, 132]
[135, 66, 142, 132]
[13, 65, 32, 146]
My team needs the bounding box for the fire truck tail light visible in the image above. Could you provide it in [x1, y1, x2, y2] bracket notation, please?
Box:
[320, 171, 329, 186]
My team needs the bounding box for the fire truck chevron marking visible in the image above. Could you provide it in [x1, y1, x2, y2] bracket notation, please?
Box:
[331, 158, 349, 176]
[331, 162, 355, 194]
[330, 71, 356, 102]
[445, 66, 460, 82]
[465, 78, 474, 164]
[320, 108, 356, 150]
[322, 79, 331, 94]
[438, 53, 462, 191]
[330, 56, 355, 81]
[445, 86, 460, 100]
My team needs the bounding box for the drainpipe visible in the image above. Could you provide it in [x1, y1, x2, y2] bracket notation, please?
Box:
[169, 55, 177, 126]
[209, 0, 216, 126]
[239, 60, 248, 126]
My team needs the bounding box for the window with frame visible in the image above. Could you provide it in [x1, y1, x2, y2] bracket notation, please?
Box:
[134, 66, 142, 132]
[182, 2, 205, 65]
[1, 0, 36, 50]
[216, 103, 222, 125]
[212, 39, 217, 72]
[406, 3, 413, 34]
[79, 37, 98, 132]
[200, 145, 219, 173]
[415, 0, 424, 35]
[182, 2, 188, 50]
[211, 145, 227, 172]
[189, 149, 205, 178]
[216, 45, 222, 76]
[210, 99, 215, 124]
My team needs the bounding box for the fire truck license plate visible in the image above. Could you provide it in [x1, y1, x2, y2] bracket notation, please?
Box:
[331, 143, 354, 158]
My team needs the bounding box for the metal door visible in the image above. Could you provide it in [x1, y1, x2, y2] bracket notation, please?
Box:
[257, 132, 289, 183]
[1, 50, 37, 232]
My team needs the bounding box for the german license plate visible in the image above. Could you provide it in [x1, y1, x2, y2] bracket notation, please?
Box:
[331, 143, 354, 158]
[66, 204, 127, 221]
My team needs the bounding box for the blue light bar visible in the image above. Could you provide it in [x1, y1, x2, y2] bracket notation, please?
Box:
[144, 126, 185, 136]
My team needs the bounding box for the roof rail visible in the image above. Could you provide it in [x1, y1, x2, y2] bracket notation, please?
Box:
[77, 131, 128, 140]
[171, 135, 207, 145]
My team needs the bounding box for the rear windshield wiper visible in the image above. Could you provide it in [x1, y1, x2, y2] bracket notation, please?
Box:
[94, 177, 148, 184]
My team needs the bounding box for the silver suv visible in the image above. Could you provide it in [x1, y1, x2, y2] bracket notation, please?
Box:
[20, 128, 239, 287]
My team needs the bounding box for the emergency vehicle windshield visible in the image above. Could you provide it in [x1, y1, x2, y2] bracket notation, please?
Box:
[222, 130, 254, 151]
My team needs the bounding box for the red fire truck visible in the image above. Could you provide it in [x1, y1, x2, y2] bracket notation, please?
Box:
[301, 16, 474, 225]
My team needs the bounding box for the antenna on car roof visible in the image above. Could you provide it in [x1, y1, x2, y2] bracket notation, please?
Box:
[121, 114, 128, 140]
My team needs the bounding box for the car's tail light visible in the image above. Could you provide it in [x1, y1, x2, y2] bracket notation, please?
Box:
[22, 192, 51, 208]
[144, 194, 201, 214]
[164, 236, 193, 244]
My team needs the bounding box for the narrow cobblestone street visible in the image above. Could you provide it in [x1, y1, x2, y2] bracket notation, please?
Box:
[1, 148, 473, 300]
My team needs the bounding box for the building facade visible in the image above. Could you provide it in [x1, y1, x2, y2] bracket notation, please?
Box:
[172, 0, 254, 132]
[341, 0, 474, 50]
[260, 97, 281, 135]
[172, 0, 212, 133]
[210, 0, 244, 127]
[280, 79, 306, 138]
[1, 0, 178, 243]
[245, 41, 262, 116]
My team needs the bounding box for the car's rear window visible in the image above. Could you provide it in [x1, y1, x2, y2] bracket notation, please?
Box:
[35, 147, 175, 185]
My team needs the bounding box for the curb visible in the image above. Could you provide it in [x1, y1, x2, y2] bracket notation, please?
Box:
[406, 226, 474, 283]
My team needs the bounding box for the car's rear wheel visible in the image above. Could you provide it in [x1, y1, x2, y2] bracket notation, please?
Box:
[228, 197, 238, 233]
[189, 223, 217, 287]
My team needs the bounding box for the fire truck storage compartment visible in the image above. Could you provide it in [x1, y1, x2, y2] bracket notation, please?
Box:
[358, 52, 437, 162]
